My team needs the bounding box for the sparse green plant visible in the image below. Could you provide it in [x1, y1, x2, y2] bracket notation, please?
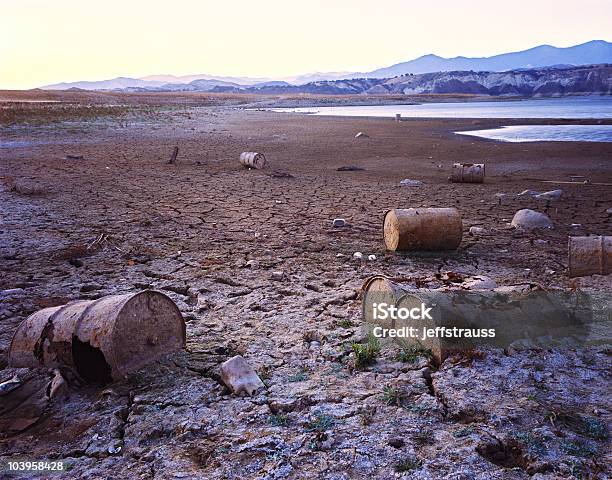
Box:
[394, 456, 422, 472]
[382, 386, 404, 407]
[268, 414, 289, 427]
[514, 432, 546, 456]
[338, 319, 354, 328]
[305, 413, 335, 433]
[287, 370, 309, 383]
[560, 440, 597, 457]
[397, 345, 433, 363]
[412, 428, 435, 445]
[352, 334, 380, 370]
[453, 426, 475, 438]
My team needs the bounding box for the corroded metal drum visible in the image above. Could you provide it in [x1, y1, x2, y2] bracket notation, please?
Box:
[240, 151, 266, 169]
[569, 236, 612, 278]
[450, 163, 485, 183]
[8, 291, 186, 382]
[383, 208, 463, 251]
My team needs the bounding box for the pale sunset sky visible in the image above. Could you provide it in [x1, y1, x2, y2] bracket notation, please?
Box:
[1, 0, 611, 89]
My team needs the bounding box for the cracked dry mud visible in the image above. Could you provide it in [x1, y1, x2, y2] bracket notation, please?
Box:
[0, 93, 611, 479]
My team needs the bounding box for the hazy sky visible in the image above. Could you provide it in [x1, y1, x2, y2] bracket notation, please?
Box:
[1, 0, 611, 89]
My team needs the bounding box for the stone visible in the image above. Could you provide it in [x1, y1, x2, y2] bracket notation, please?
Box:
[332, 218, 346, 228]
[353, 252, 363, 260]
[510, 209, 553, 231]
[535, 189, 562, 201]
[469, 226, 486, 236]
[220, 355, 265, 396]
[367, 254, 376, 261]
[354, 132, 369, 138]
[270, 271, 284, 281]
[399, 178, 423, 187]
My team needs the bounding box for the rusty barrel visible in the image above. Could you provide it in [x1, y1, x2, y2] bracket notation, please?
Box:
[450, 163, 485, 183]
[361, 276, 592, 362]
[9, 291, 186, 382]
[383, 208, 462, 251]
[569, 236, 612, 278]
[240, 152, 266, 169]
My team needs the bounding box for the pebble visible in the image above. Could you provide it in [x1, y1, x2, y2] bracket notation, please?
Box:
[332, 218, 346, 228]
[353, 252, 363, 260]
[220, 355, 265, 396]
[469, 226, 486, 236]
[367, 254, 376, 261]
[354, 132, 369, 138]
[270, 271, 284, 281]
[399, 178, 423, 187]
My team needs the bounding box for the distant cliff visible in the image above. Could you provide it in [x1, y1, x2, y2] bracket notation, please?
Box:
[208, 64, 611, 97]
[372, 64, 612, 96]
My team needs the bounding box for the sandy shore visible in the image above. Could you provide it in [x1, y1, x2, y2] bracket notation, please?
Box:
[0, 92, 610, 479]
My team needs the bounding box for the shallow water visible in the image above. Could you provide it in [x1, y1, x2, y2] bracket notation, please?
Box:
[270, 97, 612, 119]
[455, 125, 612, 143]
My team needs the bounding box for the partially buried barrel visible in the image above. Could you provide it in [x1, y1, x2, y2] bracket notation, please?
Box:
[450, 163, 485, 183]
[240, 152, 266, 169]
[8, 291, 186, 383]
[383, 208, 463, 251]
[569, 236, 612, 278]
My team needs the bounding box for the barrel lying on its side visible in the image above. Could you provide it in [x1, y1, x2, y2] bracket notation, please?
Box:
[8, 291, 186, 383]
[383, 208, 463, 252]
[569, 236, 611, 278]
[240, 152, 266, 169]
[450, 163, 485, 183]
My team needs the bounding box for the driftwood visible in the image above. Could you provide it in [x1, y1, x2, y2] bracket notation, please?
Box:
[168, 146, 179, 164]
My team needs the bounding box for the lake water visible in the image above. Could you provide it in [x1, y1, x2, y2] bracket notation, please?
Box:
[456, 125, 612, 143]
[270, 97, 612, 119]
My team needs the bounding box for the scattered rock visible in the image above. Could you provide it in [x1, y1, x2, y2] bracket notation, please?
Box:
[332, 218, 347, 228]
[535, 189, 563, 201]
[367, 254, 376, 261]
[270, 271, 284, 281]
[354, 132, 369, 138]
[220, 355, 265, 396]
[399, 178, 424, 187]
[518, 189, 541, 197]
[353, 252, 363, 260]
[461, 275, 497, 290]
[510, 209, 553, 231]
[48, 369, 69, 401]
[469, 226, 487, 236]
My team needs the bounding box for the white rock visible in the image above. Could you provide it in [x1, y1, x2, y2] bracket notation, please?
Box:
[399, 178, 424, 187]
[606, 208, 612, 215]
[469, 226, 487, 236]
[220, 355, 265, 396]
[462, 276, 497, 290]
[518, 189, 541, 197]
[332, 218, 346, 228]
[355, 132, 369, 138]
[367, 254, 376, 261]
[353, 252, 363, 260]
[511, 209, 553, 231]
[535, 189, 563, 201]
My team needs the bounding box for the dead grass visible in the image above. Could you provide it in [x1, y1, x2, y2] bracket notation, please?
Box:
[1, 176, 50, 196]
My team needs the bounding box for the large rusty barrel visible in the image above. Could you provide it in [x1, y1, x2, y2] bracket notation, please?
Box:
[383, 208, 462, 251]
[569, 236, 612, 278]
[450, 163, 485, 183]
[8, 291, 185, 383]
[240, 151, 266, 169]
[361, 275, 595, 362]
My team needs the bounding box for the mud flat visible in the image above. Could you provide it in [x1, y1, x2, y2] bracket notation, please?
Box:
[0, 91, 610, 479]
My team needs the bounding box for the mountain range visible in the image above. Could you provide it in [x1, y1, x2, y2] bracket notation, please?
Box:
[41, 40, 612, 92]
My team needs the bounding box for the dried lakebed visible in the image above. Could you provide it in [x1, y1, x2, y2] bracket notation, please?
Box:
[0, 95, 611, 479]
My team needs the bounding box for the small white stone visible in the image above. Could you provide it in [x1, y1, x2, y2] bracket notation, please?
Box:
[511, 209, 553, 231]
[469, 226, 486, 236]
[332, 218, 346, 228]
[353, 252, 363, 260]
[220, 355, 265, 396]
[367, 254, 376, 261]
